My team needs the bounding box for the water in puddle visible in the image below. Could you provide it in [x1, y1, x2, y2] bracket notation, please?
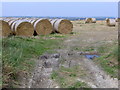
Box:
[85, 55, 100, 60]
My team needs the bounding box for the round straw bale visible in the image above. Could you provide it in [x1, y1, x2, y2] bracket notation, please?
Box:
[105, 18, 109, 21]
[27, 19, 33, 22]
[91, 18, 96, 23]
[11, 20, 18, 31]
[12, 18, 19, 20]
[85, 18, 92, 23]
[118, 18, 120, 22]
[18, 18, 23, 20]
[116, 18, 120, 22]
[8, 20, 17, 26]
[53, 19, 73, 34]
[115, 18, 118, 22]
[3, 19, 11, 22]
[30, 19, 53, 35]
[0, 20, 12, 37]
[30, 19, 38, 25]
[25, 18, 30, 20]
[49, 19, 58, 32]
[50, 19, 58, 25]
[11, 20, 34, 37]
[106, 19, 116, 26]
[49, 19, 52, 21]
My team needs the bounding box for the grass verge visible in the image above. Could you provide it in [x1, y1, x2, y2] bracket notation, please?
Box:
[2, 35, 65, 88]
[94, 43, 118, 78]
[72, 41, 118, 78]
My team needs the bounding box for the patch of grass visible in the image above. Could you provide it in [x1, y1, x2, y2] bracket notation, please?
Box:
[69, 73, 77, 77]
[70, 32, 76, 34]
[84, 48, 95, 52]
[72, 41, 118, 78]
[97, 45, 108, 53]
[67, 81, 90, 88]
[111, 46, 118, 59]
[2, 36, 63, 88]
[51, 71, 66, 87]
[74, 47, 81, 51]
[97, 56, 117, 78]
[72, 46, 84, 51]
[46, 50, 57, 54]
[51, 71, 58, 80]
[40, 34, 68, 39]
[59, 66, 79, 76]
[94, 45, 118, 78]
[58, 77, 66, 87]
[51, 66, 88, 88]
[73, 46, 95, 52]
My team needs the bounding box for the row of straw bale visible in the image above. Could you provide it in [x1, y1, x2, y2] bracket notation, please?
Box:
[85, 18, 118, 27]
[85, 18, 96, 23]
[0, 18, 73, 37]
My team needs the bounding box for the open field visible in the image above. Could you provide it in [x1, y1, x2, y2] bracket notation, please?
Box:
[2, 20, 118, 88]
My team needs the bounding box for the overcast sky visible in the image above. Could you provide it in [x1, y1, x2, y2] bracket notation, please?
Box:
[2, 2, 118, 17]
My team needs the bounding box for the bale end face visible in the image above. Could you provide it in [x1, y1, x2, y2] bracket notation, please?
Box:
[15, 21, 34, 37]
[59, 20, 73, 34]
[85, 18, 96, 23]
[91, 18, 96, 23]
[85, 18, 92, 23]
[54, 19, 73, 34]
[0, 20, 12, 37]
[106, 19, 116, 26]
[34, 19, 53, 35]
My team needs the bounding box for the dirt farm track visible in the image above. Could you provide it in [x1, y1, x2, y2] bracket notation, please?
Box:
[2, 20, 119, 88]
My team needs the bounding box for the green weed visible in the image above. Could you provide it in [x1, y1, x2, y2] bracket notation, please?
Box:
[2, 36, 63, 88]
